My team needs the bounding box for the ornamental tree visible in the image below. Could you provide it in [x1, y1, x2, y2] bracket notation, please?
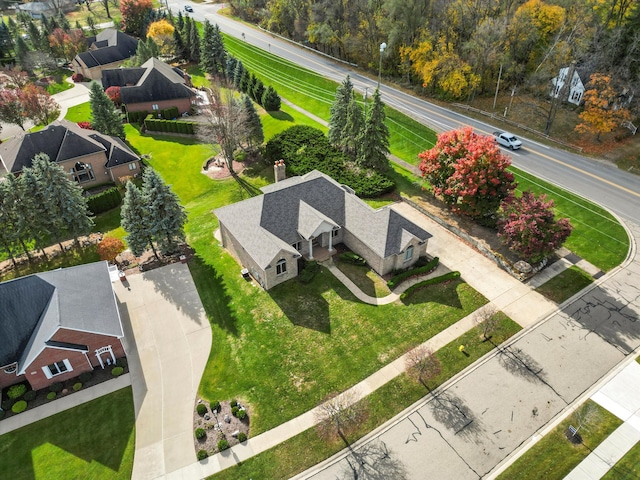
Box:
[97, 236, 126, 263]
[120, 0, 152, 36]
[20, 84, 60, 126]
[105, 86, 121, 106]
[498, 190, 573, 263]
[146, 19, 174, 55]
[419, 127, 516, 220]
[0, 89, 27, 130]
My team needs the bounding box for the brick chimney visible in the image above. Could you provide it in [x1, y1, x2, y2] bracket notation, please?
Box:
[274, 160, 286, 183]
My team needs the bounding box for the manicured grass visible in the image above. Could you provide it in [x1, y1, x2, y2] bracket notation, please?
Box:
[47, 80, 74, 95]
[497, 400, 622, 480]
[210, 314, 521, 479]
[261, 104, 326, 138]
[64, 102, 92, 123]
[602, 440, 640, 480]
[92, 206, 126, 241]
[513, 167, 629, 271]
[0, 387, 135, 480]
[185, 64, 211, 88]
[0, 246, 101, 282]
[536, 266, 594, 304]
[334, 260, 391, 298]
[65, 3, 122, 27]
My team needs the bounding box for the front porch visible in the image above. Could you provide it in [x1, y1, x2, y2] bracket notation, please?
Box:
[304, 246, 338, 263]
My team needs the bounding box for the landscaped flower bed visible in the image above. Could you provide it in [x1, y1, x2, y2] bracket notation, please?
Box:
[193, 398, 250, 459]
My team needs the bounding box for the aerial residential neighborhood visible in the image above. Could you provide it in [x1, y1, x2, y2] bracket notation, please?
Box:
[1, 1, 640, 480]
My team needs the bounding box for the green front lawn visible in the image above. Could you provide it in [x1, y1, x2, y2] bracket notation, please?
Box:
[536, 266, 594, 303]
[334, 260, 391, 298]
[0, 387, 135, 480]
[64, 102, 92, 123]
[497, 400, 622, 480]
[602, 440, 640, 480]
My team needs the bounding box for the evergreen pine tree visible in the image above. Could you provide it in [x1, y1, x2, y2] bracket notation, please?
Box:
[241, 94, 264, 150]
[2, 174, 33, 260]
[176, 10, 184, 31]
[86, 15, 97, 36]
[75, 20, 82, 30]
[57, 12, 71, 32]
[225, 55, 237, 83]
[172, 28, 187, 61]
[142, 168, 187, 255]
[7, 17, 18, 35]
[183, 15, 192, 57]
[357, 88, 390, 171]
[189, 24, 200, 63]
[28, 153, 93, 249]
[40, 15, 50, 36]
[200, 20, 226, 76]
[134, 37, 159, 65]
[89, 82, 126, 139]
[239, 68, 250, 93]
[247, 73, 257, 100]
[342, 91, 364, 159]
[17, 168, 50, 258]
[252, 78, 265, 106]
[27, 20, 43, 51]
[233, 60, 245, 88]
[121, 181, 157, 259]
[328, 75, 354, 147]
[261, 85, 281, 111]
[14, 35, 29, 66]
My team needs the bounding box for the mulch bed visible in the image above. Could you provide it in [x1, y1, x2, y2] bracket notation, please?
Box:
[193, 399, 250, 457]
[0, 360, 129, 422]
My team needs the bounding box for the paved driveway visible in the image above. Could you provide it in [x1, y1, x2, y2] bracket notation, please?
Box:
[114, 263, 211, 480]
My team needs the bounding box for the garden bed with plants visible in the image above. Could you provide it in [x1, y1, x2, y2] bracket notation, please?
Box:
[193, 399, 250, 459]
[0, 358, 128, 421]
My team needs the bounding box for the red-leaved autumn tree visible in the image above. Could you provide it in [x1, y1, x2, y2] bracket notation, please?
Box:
[498, 191, 573, 263]
[48, 28, 87, 62]
[419, 127, 516, 220]
[120, 0, 152, 36]
[105, 86, 122, 106]
[19, 84, 60, 126]
[97, 236, 126, 263]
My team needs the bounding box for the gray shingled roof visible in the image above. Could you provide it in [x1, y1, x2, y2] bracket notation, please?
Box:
[0, 120, 139, 174]
[101, 57, 194, 105]
[0, 262, 123, 372]
[76, 29, 138, 68]
[214, 170, 432, 268]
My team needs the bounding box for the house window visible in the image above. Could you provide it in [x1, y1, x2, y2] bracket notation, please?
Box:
[3, 364, 17, 374]
[276, 259, 287, 275]
[42, 359, 72, 379]
[404, 245, 414, 262]
[128, 162, 137, 170]
[332, 229, 339, 237]
[70, 162, 95, 183]
[152, 104, 159, 110]
[292, 242, 301, 251]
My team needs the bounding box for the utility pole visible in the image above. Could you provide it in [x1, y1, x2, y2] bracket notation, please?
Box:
[493, 63, 503, 110]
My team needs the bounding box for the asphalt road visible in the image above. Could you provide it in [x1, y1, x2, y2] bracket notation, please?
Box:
[173, 1, 640, 225]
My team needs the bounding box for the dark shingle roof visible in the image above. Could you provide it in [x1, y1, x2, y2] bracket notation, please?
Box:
[102, 57, 194, 105]
[76, 29, 138, 68]
[0, 262, 123, 371]
[214, 171, 432, 268]
[0, 120, 139, 174]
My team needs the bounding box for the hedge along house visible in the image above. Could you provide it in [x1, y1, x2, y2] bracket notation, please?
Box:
[0, 120, 140, 186]
[101, 57, 196, 118]
[0, 262, 127, 392]
[214, 166, 432, 290]
[72, 29, 139, 81]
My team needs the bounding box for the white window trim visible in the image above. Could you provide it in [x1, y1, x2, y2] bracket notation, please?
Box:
[404, 245, 414, 262]
[42, 359, 73, 379]
[276, 259, 287, 275]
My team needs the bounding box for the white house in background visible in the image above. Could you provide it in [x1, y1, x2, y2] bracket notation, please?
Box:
[551, 67, 585, 105]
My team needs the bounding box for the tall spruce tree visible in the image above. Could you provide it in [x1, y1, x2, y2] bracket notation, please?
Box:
[183, 15, 192, 58]
[200, 20, 226, 76]
[225, 55, 237, 83]
[233, 60, 245, 89]
[172, 28, 187, 61]
[176, 10, 184, 31]
[341, 91, 363, 159]
[356, 88, 390, 171]
[189, 23, 200, 63]
[121, 180, 158, 259]
[2, 173, 34, 261]
[252, 78, 265, 106]
[142, 168, 187, 255]
[328, 75, 354, 147]
[27, 154, 94, 249]
[262, 85, 281, 111]
[15, 168, 50, 258]
[241, 94, 264, 150]
[89, 81, 125, 139]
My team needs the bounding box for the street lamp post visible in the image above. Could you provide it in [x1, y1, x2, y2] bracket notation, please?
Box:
[378, 42, 387, 89]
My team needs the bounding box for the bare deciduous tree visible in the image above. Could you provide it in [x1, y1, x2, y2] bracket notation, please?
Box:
[405, 345, 442, 388]
[315, 389, 366, 444]
[473, 305, 500, 342]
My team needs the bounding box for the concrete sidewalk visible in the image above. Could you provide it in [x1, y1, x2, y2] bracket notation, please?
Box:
[565, 361, 640, 480]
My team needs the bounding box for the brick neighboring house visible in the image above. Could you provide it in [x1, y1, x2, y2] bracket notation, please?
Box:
[0, 120, 140, 186]
[0, 262, 126, 392]
[214, 167, 433, 290]
[72, 29, 138, 81]
[101, 57, 196, 117]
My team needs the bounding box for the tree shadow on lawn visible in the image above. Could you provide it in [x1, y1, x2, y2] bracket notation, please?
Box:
[267, 110, 294, 122]
[188, 255, 239, 336]
[2, 388, 134, 479]
[269, 276, 331, 333]
[400, 279, 465, 309]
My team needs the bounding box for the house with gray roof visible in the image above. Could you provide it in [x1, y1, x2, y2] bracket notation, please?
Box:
[214, 166, 432, 290]
[101, 57, 196, 116]
[72, 29, 138, 80]
[0, 262, 126, 392]
[0, 120, 140, 186]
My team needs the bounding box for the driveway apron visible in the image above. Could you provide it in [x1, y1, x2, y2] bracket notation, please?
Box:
[114, 263, 211, 480]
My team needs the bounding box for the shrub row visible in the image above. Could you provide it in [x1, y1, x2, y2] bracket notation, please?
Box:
[298, 260, 320, 284]
[264, 126, 394, 197]
[144, 116, 196, 135]
[339, 252, 366, 265]
[87, 186, 122, 215]
[127, 110, 149, 124]
[400, 271, 461, 300]
[387, 257, 440, 289]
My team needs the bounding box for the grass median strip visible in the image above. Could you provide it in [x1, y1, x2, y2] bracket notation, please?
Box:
[536, 266, 594, 304]
[209, 314, 521, 479]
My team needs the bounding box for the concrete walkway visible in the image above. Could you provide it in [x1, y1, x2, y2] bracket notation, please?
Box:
[113, 263, 212, 480]
[564, 361, 640, 480]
